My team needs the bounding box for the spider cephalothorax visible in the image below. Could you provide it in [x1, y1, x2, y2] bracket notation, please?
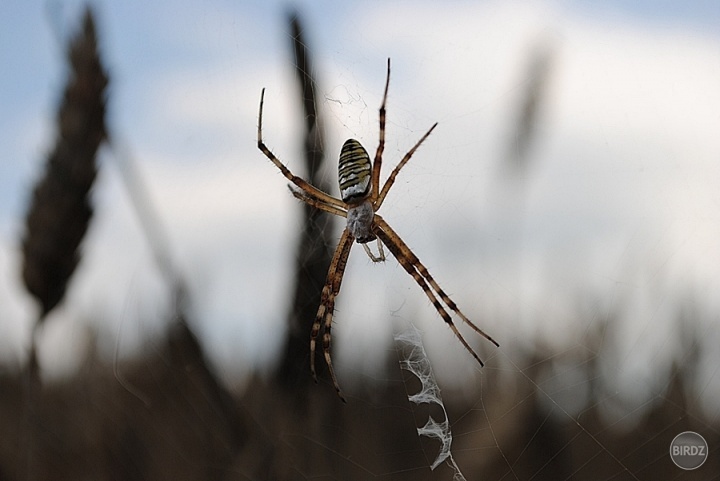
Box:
[257, 59, 498, 401]
[346, 200, 375, 243]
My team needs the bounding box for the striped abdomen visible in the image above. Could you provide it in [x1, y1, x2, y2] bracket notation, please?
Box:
[338, 139, 371, 203]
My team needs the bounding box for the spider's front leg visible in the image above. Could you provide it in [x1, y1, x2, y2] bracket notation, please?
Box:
[362, 240, 385, 263]
[310, 229, 354, 402]
[373, 216, 498, 368]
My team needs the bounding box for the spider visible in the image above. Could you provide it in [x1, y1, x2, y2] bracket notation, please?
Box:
[257, 59, 498, 401]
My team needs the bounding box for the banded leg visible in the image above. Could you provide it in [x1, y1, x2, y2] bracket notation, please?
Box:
[375, 216, 498, 347]
[374, 226, 487, 367]
[310, 228, 354, 401]
[375, 122, 438, 209]
[371, 58, 391, 202]
[257, 89, 346, 209]
[288, 185, 348, 218]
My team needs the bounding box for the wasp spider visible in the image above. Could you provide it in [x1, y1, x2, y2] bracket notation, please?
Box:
[257, 59, 498, 401]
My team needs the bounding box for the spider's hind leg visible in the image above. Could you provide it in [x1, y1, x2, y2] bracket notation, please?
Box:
[370, 58, 392, 203]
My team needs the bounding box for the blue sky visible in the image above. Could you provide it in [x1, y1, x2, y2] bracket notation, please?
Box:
[1, 0, 720, 416]
[574, 0, 720, 29]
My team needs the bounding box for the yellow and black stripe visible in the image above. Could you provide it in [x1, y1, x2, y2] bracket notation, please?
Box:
[338, 139, 371, 203]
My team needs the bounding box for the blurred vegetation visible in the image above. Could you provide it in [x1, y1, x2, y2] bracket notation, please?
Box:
[21, 7, 107, 382]
[2, 6, 718, 481]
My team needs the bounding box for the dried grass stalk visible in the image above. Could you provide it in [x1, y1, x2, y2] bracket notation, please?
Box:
[274, 12, 337, 395]
[22, 7, 108, 317]
[505, 40, 554, 173]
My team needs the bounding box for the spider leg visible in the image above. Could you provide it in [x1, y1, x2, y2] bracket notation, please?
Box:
[311, 228, 354, 402]
[361, 239, 385, 263]
[375, 214, 500, 354]
[376, 216, 498, 347]
[375, 122, 438, 209]
[257, 89, 346, 209]
[373, 224, 488, 367]
[288, 184, 348, 218]
[370, 58, 391, 203]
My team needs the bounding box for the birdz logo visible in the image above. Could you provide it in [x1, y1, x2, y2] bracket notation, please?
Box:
[669, 431, 708, 470]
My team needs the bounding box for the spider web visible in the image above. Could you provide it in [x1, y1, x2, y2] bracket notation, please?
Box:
[394, 323, 465, 478]
[287, 276, 719, 481]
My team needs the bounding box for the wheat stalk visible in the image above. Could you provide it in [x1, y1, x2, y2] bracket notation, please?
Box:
[22, 7, 107, 319]
[21, 7, 107, 381]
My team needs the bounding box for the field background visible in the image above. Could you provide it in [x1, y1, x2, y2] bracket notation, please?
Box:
[1, 1, 719, 479]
